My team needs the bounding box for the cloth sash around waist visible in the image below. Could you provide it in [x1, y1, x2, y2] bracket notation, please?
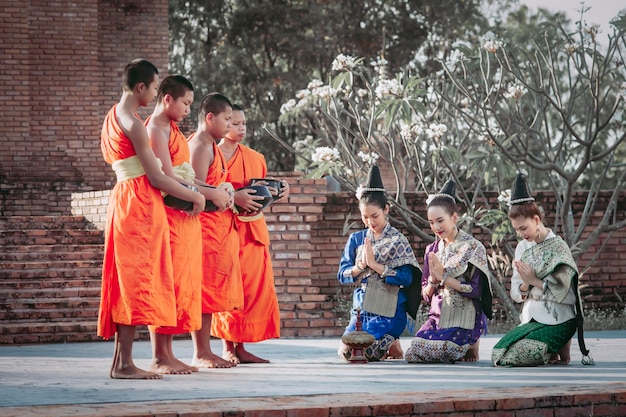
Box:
[112, 155, 163, 182]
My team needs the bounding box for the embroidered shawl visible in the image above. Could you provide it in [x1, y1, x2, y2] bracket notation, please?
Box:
[436, 230, 493, 329]
[519, 235, 593, 363]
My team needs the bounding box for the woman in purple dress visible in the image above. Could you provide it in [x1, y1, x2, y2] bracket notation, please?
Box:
[405, 180, 492, 363]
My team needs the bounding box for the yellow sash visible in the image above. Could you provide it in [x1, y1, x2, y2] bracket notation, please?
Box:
[111, 155, 162, 182]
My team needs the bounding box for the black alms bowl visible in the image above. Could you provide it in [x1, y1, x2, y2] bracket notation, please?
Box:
[235, 184, 273, 214]
[163, 183, 218, 213]
[249, 178, 283, 201]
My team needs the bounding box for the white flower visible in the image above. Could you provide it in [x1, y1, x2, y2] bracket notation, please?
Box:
[425, 123, 448, 139]
[497, 189, 511, 203]
[426, 194, 436, 205]
[375, 78, 402, 99]
[564, 43, 578, 54]
[357, 88, 368, 98]
[311, 85, 337, 98]
[296, 89, 311, 99]
[280, 99, 297, 114]
[311, 146, 340, 163]
[400, 124, 413, 141]
[481, 33, 503, 53]
[483, 39, 502, 53]
[355, 185, 365, 200]
[357, 151, 379, 165]
[307, 79, 324, 90]
[332, 54, 358, 71]
[503, 84, 528, 100]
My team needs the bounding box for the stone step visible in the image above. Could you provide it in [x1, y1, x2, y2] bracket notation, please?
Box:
[0, 229, 104, 246]
[0, 280, 101, 290]
[0, 297, 100, 319]
[0, 259, 103, 275]
[0, 215, 99, 231]
[0, 321, 100, 344]
[0, 247, 103, 262]
[0, 286, 101, 301]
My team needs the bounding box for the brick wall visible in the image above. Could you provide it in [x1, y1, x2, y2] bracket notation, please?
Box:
[0, 0, 169, 216]
[71, 177, 626, 335]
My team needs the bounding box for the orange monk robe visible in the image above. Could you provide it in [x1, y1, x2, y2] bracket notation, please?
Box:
[212, 144, 281, 342]
[188, 134, 243, 314]
[97, 105, 176, 340]
[148, 120, 203, 335]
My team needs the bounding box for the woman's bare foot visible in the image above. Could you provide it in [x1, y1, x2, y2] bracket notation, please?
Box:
[460, 341, 479, 362]
[191, 352, 235, 368]
[549, 339, 571, 365]
[384, 339, 404, 359]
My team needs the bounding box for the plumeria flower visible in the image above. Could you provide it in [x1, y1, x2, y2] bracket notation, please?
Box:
[503, 84, 528, 100]
[332, 54, 358, 71]
[564, 43, 578, 54]
[307, 79, 324, 90]
[296, 89, 311, 99]
[481, 33, 503, 53]
[425, 123, 448, 140]
[375, 78, 402, 99]
[311, 146, 341, 163]
[280, 99, 297, 114]
[357, 151, 379, 165]
[483, 39, 503, 52]
[312, 85, 337, 98]
[497, 189, 511, 203]
[355, 185, 365, 200]
[425, 194, 436, 205]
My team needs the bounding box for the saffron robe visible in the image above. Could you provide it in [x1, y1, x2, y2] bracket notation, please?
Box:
[188, 134, 243, 314]
[211, 144, 281, 342]
[97, 105, 176, 339]
[149, 119, 203, 335]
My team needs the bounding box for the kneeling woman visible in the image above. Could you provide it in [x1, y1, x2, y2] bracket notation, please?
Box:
[491, 173, 593, 367]
[405, 180, 492, 363]
[337, 165, 420, 361]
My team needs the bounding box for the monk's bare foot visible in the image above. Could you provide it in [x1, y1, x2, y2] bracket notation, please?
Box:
[112, 363, 163, 379]
[177, 360, 199, 372]
[150, 358, 193, 375]
[222, 350, 240, 365]
[191, 353, 235, 368]
[235, 347, 270, 364]
[384, 339, 404, 360]
[460, 341, 479, 362]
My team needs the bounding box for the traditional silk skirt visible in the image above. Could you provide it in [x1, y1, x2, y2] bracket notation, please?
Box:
[491, 318, 577, 367]
[405, 314, 486, 363]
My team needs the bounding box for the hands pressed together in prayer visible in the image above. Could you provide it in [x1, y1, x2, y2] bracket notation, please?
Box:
[513, 260, 542, 291]
[353, 238, 386, 278]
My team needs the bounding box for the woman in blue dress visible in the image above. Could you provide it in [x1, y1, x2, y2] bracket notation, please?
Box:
[337, 165, 420, 361]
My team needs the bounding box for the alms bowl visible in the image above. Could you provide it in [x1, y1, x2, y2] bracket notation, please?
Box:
[250, 178, 283, 201]
[163, 183, 218, 212]
[235, 184, 273, 214]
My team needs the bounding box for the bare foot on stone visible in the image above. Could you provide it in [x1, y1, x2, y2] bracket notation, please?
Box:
[191, 352, 235, 368]
[460, 341, 479, 362]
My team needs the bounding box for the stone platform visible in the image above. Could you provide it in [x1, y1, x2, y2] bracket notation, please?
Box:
[1, 331, 625, 416]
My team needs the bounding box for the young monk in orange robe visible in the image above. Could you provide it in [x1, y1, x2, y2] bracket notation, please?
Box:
[214, 104, 289, 363]
[98, 59, 205, 380]
[145, 75, 233, 375]
[187, 92, 243, 368]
